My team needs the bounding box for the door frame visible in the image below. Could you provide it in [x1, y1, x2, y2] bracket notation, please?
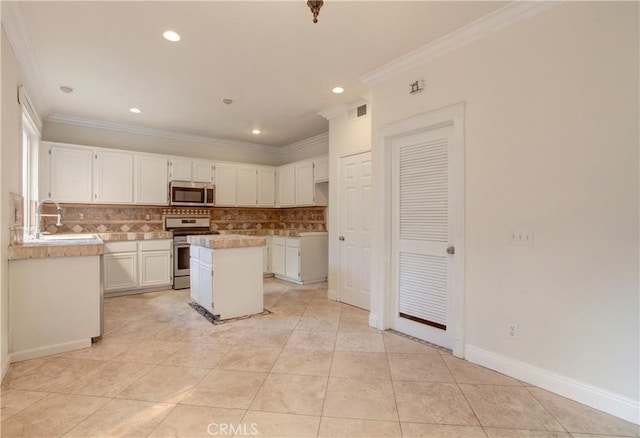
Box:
[372, 102, 465, 358]
[336, 149, 372, 306]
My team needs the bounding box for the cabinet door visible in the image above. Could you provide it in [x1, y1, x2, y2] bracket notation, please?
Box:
[139, 250, 172, 287]
[94, 150, 134, 203]
[271, 244, 285, 276]
[314, 157, 329, 182]
[49, 145, 93, 202]
[193, 160, 215, 183]
[170, 158, 192, 181]
[263, 243, 270, 273]
[198, 263, 214, 312]
[190, 258, 200, 302]
[103, 253, 138, 291]
[215, 163, 238, 206]
[237, 165, 258, 207]
[257, 167, 276, 207]
[135, 155, 168, 205]
[285, 246, 300, 280]
[295, 161, 314, 206]
[278, 165, 295, 207]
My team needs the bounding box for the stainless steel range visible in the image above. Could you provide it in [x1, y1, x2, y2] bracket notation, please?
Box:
[165, 216, 218, 289]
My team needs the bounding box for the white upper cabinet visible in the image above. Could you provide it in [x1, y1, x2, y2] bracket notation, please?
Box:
[169, 158, 192, 181]
[314, 156, 329, 182]
[49, 144, 93, 203]
[135, 154, 168, 205]
[215, 163, 238, 206]
[192, 160, 215, 183]
[294, 161, 315, 206]
[257, 167, 276, 207]
[278, 165, 295, 207]
[93, 150, 134, 203]
[237, 165, 258, 207]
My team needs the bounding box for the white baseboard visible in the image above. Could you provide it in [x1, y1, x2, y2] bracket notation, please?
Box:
[1, 354, 10, 381]
[327, 288, 337, 301]
[465, 344, 640, 425]
[369, 313, 380, 329]
[9, 339, 92, 363]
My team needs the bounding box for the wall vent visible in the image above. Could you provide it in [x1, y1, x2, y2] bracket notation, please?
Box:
[348, 104, 368, 121]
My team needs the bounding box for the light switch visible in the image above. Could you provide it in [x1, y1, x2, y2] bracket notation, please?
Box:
[509, 227, 534, 247]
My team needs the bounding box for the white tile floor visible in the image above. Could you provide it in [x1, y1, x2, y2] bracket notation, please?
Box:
[1, 278, 638, 437]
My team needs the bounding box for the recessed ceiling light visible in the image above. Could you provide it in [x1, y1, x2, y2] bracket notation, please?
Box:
[129, 108, 141, 114]
[332, 86, 345, 94]
[251, 129, 261, 135]
[163, 30, 181, 42]
[59, 85, 74, 94]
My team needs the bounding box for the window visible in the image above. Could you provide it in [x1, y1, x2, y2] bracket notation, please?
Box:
[22, 112, 39, 237]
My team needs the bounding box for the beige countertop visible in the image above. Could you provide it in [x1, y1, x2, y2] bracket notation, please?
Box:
[187, 234, 267, 249]
[8, 237, 104, 261]
[97, 231, 173, 241]
[217, 229, 327, 237]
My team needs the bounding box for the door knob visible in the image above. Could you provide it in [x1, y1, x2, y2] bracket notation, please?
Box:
[339, 236, 345, 241]
[446, 246, 455, 255]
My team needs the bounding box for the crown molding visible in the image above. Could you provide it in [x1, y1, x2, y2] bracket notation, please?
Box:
[360, 1, 560, 86]
[279, 132, 329, 154]
[45, 114, 282, 154]
[1, 1, 51, 120]
[319, 104, 350, 121]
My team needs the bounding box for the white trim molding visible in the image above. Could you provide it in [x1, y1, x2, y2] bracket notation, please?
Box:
[9, 339, 92, 363]
[1, 355, 9, 381]
[280, 132, 328, 154]
[1, 1, 51, 118]
[360, 1, 559, 86]
[45, 114, 281, 154]
[465, 344, 640, 425]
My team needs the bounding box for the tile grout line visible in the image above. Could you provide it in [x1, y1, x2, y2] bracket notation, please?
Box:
[522, 384, 571, 434]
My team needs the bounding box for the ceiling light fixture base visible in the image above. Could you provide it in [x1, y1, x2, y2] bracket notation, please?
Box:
[307, 0, 323, 24]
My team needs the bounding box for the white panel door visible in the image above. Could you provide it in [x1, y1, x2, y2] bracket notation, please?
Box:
[193, 160, 215, 183]
[139, 251, 172, 287]
[278, 165, 295, 206]
[170, 158, 192, 181]
[103, 253, 138, 291]
[135, 155, 168, 205]
[257, 167, 276, 207]
[49, 145, 93, 202]
[215, 163, 238, 206]
[190, 258, 200, 302]
[94, 150, 134, 203]
[237, 165, 258, 207]
[198, 262, 213, 312]
[338, 151, 373, 310]
[391, 125, 458, 350]
[271, 243, 285, 276]
[285, 245, 300, 280]
[295, 161, 315, 205]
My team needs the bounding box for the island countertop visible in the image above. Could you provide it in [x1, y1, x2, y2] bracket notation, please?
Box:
[187, 234, 266, 249]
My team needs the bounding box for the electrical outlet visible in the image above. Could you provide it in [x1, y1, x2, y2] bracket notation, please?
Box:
[509, 227, 534, 247]
[507, 321, 519, 340]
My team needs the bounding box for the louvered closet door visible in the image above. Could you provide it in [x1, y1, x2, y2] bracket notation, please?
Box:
[392, 124, 455, 349]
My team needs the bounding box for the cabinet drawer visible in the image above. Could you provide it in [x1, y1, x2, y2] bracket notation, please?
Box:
[104, 241, 137, 253]
[199, 248, 214, 265]
[273, 236, 286, 246]
[285, 237, 300, 248]
[139, 239, 172, 252]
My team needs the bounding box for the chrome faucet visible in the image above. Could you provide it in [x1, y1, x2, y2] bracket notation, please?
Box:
[34, 198, 63, 239]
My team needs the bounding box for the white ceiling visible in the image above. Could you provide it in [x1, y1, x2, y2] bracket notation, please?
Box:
[15, 1, 506, 147]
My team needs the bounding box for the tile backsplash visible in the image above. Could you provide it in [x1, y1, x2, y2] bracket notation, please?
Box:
[41, 204, 326, 234]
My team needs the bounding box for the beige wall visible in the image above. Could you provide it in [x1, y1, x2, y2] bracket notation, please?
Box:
[370, 0, 638, 406]
[1, 26, 24, 377]
[326, 111, 371, 299]
[279, 136, 329, 165]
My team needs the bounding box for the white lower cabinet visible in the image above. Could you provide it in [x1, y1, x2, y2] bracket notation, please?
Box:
[271, 234, 327, 285]
[263, 236, 272, 274]
[103, 239, 172, 295]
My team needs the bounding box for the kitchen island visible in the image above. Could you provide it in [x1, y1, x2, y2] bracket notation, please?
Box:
[187, 234, 266, 320]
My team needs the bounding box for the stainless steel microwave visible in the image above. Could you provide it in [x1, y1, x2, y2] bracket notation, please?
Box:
[170, 181, 215, 207]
